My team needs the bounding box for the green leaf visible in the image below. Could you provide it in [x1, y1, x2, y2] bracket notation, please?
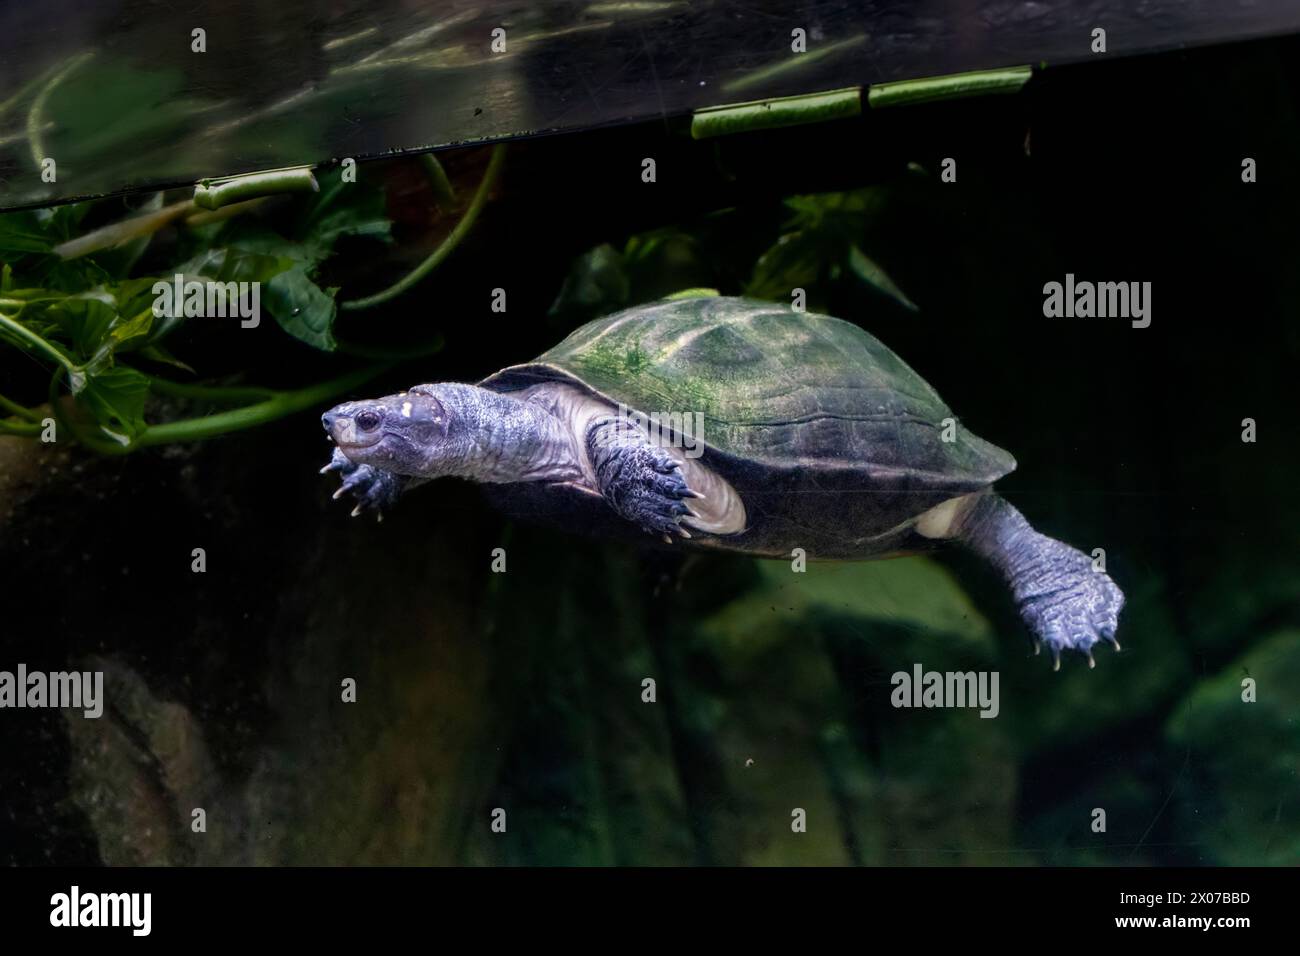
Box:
[0, 202, 117, 292]
[620, 229, 712, 303]
[664, 287, 720, 300]
[547, 244, 630, 321]
[35, 280, 172, 362]
[32, 203, 92, 242]
[107, 308, 154, 350]
[0, 211, 55, 254]
[45, 293, 119, 359]
[782, 188, 881, 236]
[152, 248, 295, 343]
[75, 364, 150, 444]
[745, 230, 827, 301]
[175, 247, 294, 285]
[297, 177, 394, 261]
[847, 245, 919, 311]
[88, 192, 165, 280]
[136, 343, 195, 373]
[179, 181, 393, 351]
[261, 266, 339, 351]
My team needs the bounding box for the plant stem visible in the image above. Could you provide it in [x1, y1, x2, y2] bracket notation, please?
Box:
[691, 87, 861, 139]
[193, 167, 319, 210]
[340, 144, 505, 311]
[867, 66, 1033, 109]
[0, 418, 41, 437]
[37, 362, 388, 453]
[54, 198, 196, 260]
[421, 152, 456, 206]
[27, 52, 95, 169]
[137, 363, 390, 446]
[0, 392, 42, 422]
[144, 375, 277, 403]
[0, 312, 76, 370]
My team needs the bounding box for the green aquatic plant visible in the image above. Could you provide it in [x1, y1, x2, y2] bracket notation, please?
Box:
[691, 88, 862, 140]
[549, 184, 921, 323]
[0, 148, 502, 452]
[746, 188, 919, 311]
[340, 145, 505, 312]
[866, 66, 1033, 109]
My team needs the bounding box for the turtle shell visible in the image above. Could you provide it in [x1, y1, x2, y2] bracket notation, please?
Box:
[481, 296, 1016, 556]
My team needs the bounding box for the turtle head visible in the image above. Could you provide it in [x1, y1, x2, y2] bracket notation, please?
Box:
[323, 384, 464, 477]
[325, 382, 574, 484]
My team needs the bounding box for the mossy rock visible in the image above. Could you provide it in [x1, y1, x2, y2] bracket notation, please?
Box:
[1164, 628, 1300, 865]
[684, 555, 1014, 865]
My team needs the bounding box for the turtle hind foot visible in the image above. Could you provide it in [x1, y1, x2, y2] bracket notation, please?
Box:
[1016, 542, 1124, 670]
[956, 493, 1125, 669]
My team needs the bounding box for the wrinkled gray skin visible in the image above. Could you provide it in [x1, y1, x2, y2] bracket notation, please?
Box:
[322, 383, 1123, 668]
[321, 383, 695, 535]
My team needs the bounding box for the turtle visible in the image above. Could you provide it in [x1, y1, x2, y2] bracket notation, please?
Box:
[321, 295, 1124, 667]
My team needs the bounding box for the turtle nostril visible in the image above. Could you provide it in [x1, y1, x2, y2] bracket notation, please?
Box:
[321, 412, 336, 431]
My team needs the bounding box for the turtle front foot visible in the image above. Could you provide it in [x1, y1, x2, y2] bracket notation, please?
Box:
[633, 461, 700, 542]
[586, 417, 701, 541]
[321, 447, 404, 518]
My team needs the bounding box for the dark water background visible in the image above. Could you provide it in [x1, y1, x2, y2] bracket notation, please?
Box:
[1, 35, 1297, 865]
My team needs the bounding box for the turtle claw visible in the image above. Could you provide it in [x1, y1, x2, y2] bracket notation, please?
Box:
[337, 469, 378, 497]
[1016, 550, 1125, 670]
[321, 447, 350, 475]
[587, 416, 702, 542]
[956, 495, 1126, 673]
[634, 462, 699, 540]
[322, 447, 405, 517]
[1099, 622, 1121, 650]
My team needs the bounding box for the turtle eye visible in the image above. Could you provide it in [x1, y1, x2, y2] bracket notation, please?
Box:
[355, 409, 382, 432]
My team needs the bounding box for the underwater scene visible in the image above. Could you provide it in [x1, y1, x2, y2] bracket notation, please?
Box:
[0, 6, 1297, 875]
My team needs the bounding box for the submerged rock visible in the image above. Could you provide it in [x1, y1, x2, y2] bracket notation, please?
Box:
[1165, 629, 1300, 866]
